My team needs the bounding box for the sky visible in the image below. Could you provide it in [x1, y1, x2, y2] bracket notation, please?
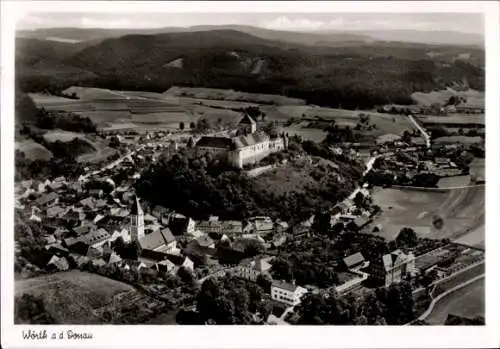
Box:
[17, 12, 484, 35]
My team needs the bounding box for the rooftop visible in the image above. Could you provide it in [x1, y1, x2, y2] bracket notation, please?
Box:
[343, 252, 365, 269]
[139, 228, 176, 250]
[239, 114, 257, 125]
[195, 136, 233, 149]
[233, 132, 269, 149]
[272, 280, 297, 293]
[196, 234, 215, 248]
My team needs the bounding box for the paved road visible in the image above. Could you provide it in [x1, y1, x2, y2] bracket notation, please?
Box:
[407, 114, 431, 148]
[79, 146, 144, 182]
[418, 274, 484, 322]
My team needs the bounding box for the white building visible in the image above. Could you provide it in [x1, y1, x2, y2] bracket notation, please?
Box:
[271, 280, 308, 306]
[370, 249, 416, 287]
[195, 115, 288, 169]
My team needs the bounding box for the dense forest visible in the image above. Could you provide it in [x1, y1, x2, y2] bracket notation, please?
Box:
[16, 30, 485, 110]
[135, 141, 363, 223]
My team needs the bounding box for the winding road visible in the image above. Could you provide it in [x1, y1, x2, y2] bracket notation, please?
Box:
[407, 114, 431, 148]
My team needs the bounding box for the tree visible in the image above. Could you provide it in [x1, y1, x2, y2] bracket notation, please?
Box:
[270, 257, 293, 282]
[256, 273, 272, 293]
[196, 276, 256, 324]
[312, 211, 331, 234]
[401, 130, 412, 143]
[178, 266, 195, 285]
[395, 227, 418, 248]
[15, 294, 56, 324]
[179, 122, 185, 130]
[353, 192, 368, 209]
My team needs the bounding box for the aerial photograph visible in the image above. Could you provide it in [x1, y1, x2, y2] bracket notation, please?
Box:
[13, 10, 485, 326]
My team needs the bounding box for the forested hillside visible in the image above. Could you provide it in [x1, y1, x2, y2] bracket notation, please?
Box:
[16, 29, 485, 110]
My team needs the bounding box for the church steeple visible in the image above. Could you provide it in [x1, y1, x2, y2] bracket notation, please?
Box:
[130, 195, 144, 241]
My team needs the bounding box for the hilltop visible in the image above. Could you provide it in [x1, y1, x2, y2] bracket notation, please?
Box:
[16, 29, 484, 110]
[17, 25, 483, 47]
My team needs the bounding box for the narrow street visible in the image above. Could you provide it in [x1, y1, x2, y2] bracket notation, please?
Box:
[407, 114, 431, 148]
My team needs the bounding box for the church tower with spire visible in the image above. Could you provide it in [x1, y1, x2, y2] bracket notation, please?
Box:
[130, 196, 145, 241]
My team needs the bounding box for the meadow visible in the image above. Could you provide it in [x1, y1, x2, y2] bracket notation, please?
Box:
[15, 270, 136, 324]
[417, 115, 485, 127]
[411, 88, 485, 108]
[15, 139, 53, 161]
[30, 86, 418, 139]
[365, 185, 484, 245]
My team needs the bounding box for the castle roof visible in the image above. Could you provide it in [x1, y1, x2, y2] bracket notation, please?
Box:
[233, 132, 269, 149]
[239, 114, 256, 125]
[195, 136, 233, 149]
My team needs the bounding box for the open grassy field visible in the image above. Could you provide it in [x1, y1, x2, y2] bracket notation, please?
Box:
[30, 86, 417, 138]
[276, 105, 417, 138]
[411, 88, 484, 108]
[15, 271, 137, 324]
[15, 139, 53, 161]
[39, 129, 117, 164]
[469, 157, 485, 179]
[366, 186, 484, 243]
[43, 130, 85, 142]
[425, 277, 485, 325]
[164, 86, 306, 105]
[30, 88, 246, 131]
[434, 136, 483, 145]
[417, 115, 485, 127]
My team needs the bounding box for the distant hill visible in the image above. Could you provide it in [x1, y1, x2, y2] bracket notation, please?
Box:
[16, 29, 485, 110]
[17, 25, 483, 48]
[350, 30, 484, 48]
[17, 24, 375, 46]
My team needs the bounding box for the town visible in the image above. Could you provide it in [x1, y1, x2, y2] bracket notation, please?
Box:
[14, 107, 485, 325]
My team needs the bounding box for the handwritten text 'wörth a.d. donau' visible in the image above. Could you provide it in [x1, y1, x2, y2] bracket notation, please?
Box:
[22, 329, 93, 340]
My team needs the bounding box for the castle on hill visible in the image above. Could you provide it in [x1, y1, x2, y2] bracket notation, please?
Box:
[195, 114, 288, 168]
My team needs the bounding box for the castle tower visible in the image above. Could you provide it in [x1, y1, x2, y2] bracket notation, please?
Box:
[238, 114, 257, 135]
[130, 196, 145, 241]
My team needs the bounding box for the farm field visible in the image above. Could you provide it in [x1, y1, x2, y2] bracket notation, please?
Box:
[40, 130, 117, 164]
[15, 271, 137, 324]
[30, 86, 417, 137]
[425, 277, 485, 325]
[164, 86, 306, 105]
[469, 158, 485, 179]
[434, 136, 483, 145]
[437, 175, 471, 188]
[276, 105, 417, 137]
[366, 186, 484, 243]
[43, 130, 85, 143]
[411, 88, 484, 108]
[15, 139, 53, 161]
[417, 115, 485, 126]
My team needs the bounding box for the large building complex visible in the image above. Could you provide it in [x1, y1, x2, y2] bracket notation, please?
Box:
[195, 115, 288, 169]
[370, 249, 416, 287]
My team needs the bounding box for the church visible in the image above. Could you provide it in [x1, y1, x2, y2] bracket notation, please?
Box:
[195, 114, 288, 168]
[129, 196, 179, 254]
